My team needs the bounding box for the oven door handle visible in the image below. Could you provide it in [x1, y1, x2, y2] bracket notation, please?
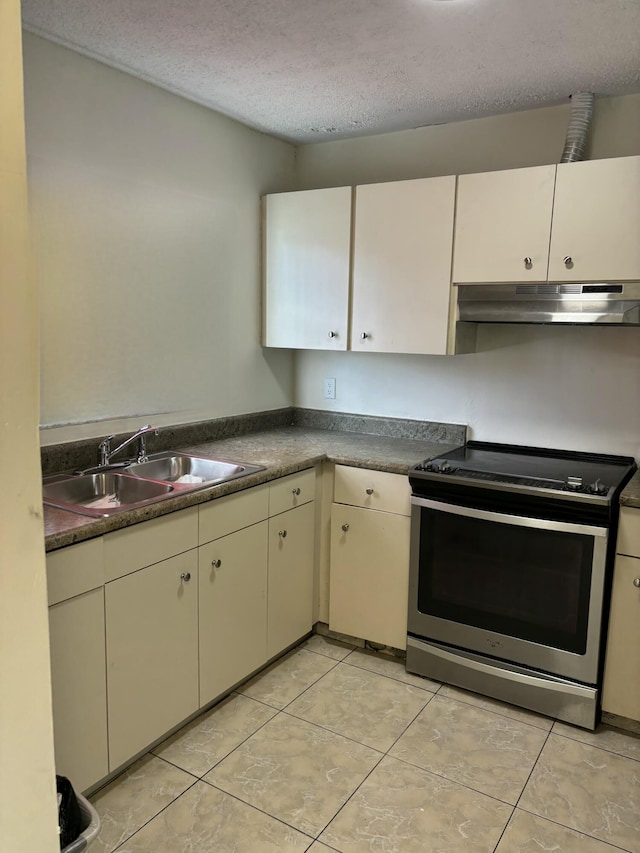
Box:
[410, 496, 607, 538]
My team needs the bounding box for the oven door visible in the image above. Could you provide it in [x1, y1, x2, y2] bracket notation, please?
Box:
[408, 497, 608, 684]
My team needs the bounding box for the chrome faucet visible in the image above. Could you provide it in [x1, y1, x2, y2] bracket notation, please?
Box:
[98, 425, 160, 467]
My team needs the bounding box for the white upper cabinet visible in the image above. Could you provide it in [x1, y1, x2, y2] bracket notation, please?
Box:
[452, 165, 556, 284]
[548, 155, 640, 282]
[453, 156, 640, 285]
[351, 176, 456, 355]
[263, 186, 351, 349]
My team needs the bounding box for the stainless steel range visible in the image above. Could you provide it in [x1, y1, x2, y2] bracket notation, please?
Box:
[406, 441, 636, 729]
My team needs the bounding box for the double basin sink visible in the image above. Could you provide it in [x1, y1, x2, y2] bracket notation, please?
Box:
[43, 451, 265, 517]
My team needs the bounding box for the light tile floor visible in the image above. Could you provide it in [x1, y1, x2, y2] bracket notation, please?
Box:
[90, 635, 640, 853]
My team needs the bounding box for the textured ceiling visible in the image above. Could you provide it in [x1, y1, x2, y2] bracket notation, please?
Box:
[21, 0, 640, 144]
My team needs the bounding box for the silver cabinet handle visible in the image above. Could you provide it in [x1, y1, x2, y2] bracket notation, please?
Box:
[341, 523, 349, 532]
[633, 578, 640, 588]
[180, 572, 191, 582]
[564, 256, 573, 267]
[211, 559, 222, 569]
[523, 257, 532, 269]
[360, 332, 370, 340]
[279, 529, 287, 538]
[328, 331, 337, 339]
[292, 487, 301, 495]
[365, 487, 374, 495]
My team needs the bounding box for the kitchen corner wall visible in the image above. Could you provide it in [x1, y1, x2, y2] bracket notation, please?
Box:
[294, 95, 640, 458]
[23, 34, 296, 440]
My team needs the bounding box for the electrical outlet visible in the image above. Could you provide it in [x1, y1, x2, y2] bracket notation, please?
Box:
[323, 377, 336, 399]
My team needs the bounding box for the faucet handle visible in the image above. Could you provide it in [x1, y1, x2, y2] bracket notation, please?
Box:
[137, 426, 159, 463]
[98, 435, 115, 466]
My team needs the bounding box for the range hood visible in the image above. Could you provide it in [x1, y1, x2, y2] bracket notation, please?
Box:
[457, 283, 640, 326]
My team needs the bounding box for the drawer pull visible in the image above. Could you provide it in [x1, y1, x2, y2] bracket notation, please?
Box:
[279, 530, 287, 538]
[180, 572, 191, 582]
[341, 523, 349, 532]
[365, 488, 374, 495]
[634, 578, 640, 588]
[292, 487, 301, 496]
[211, 559, 222, 569]
[523, 256, 532, 269]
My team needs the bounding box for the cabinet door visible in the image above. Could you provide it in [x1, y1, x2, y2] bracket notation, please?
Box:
[351, 177, 455, 355]
[616, 506, 640, 558]
[330, 504, 410, 649]
[105, 550, 198, 769]
[453, 165, 556, 283]
[199, 521, 268, 707]
[263, 187, 351, 349]
[549, 156, 640, 282]
[267, 502, 315, 658]
[602, 554, 640, 722]
[49, 588, 109, 793]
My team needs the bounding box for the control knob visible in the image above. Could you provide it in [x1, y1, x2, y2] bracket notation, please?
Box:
[435, 461, 455, 475]
[566, 476, 584, 491]
[588, 479, 608, 496]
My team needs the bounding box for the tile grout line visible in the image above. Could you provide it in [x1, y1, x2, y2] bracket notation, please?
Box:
[110, 776, 200, 853]
[278, 707, 387, 757]
[525, 729, 640, 851]
[490, 806, 517, 852]
[513, 725, 554, 812]
[197, 776, 317, 844]
[549, 726, 640, 764]
[103, 639, 639, 853]
[312, 685, 441, 843]
[436, 690, 555, 733]
[513, 805, 636, 853]
[151, 702, 278, 780]
[341, 658, 442, 694]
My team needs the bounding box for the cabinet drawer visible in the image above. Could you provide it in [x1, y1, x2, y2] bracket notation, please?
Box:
[47, 538, 104, 606]
[334, 465, 411, 516]
[104, 506, 198, 582]
[616, 507, 640, 558]
[199, 484, 269, 545]
[269, 468, 316, 517]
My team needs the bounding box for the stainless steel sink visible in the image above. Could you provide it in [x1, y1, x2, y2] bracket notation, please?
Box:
[43, 451, 265, 517]
[42, 472, 175, 517]
[125, 451, 264, 486]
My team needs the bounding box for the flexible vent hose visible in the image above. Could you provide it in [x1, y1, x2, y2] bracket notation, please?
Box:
[560, 92, 595, 163]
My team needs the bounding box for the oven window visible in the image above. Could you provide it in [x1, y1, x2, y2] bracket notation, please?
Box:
[417, 509, 594, 654]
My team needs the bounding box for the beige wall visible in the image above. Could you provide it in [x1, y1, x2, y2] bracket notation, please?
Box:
[23, 34, 297, 440]
[297, 94, 640, 187]
[294, 95, 640, 457]
[0, 4, 58, 850]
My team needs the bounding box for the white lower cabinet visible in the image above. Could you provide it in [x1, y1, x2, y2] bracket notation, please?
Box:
[199, 521, 269, 706]
[329, 465, 411, 649]
[105, 550, 199, 770]
[47, 538, 108, 794]
[48, 587, 109, 792]
[602, 507, 640, 723]
[268, 501, 315, 658]
[47, 468, 318, 785]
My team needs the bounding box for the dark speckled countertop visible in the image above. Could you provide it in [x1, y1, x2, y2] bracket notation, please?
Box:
[44, 426, 461, 551]
[620, 469, 640, 509]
